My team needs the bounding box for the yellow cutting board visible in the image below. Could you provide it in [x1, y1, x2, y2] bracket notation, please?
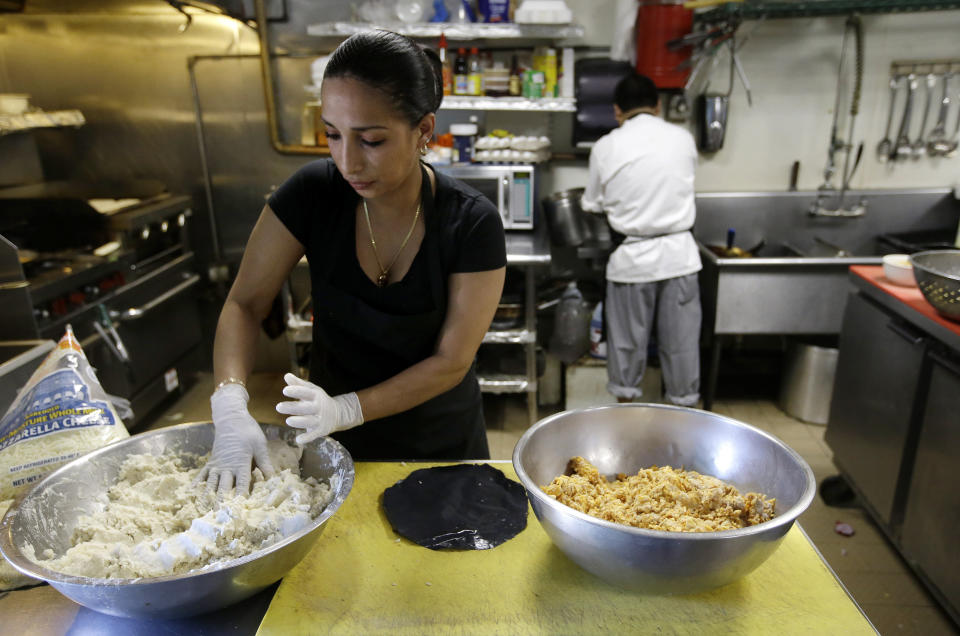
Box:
[258, 462, 876, 635]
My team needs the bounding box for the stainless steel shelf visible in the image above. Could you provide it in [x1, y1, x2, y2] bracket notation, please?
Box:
[306, 21, 584, 40]
[483, 328, 536, 344]
[0, 110, 85, 136]
[478, 374, 536, 394]
[441, 96, 575, 112]
[301, 91, 576, 113]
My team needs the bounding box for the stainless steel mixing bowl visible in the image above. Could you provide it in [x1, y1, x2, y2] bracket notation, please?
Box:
[512, 404, 816, 594]
[0, 421, 354, 618]
[911, 249, 960, 321]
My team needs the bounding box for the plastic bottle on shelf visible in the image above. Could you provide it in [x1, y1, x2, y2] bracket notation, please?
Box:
[544, 47, 558, 97]
[467, 47, 483, 96]
[452, 0, 476, 22]
[559, 47, 575, 98]
[509, 54, 522, 97]
[429, 0, 450, 21]
[532, 46, 557, 97]
[450, 122, 479, 163]
[454, 47, 469, 96]
[438, 33, 453, 96]
[478, 0, 511, 22]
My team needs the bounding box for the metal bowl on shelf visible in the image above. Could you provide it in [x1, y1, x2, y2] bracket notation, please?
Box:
[0, 421, 354, 619]
[910, 250, 960, 321]
[512, 404, 816, 594]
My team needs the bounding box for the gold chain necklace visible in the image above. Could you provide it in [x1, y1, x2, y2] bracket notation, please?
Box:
[362, 198, 421, 287]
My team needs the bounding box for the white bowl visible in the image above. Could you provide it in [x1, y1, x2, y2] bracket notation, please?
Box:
[882, 253, 915, 286]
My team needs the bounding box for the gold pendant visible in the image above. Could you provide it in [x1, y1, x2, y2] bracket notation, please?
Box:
[377, 272, 388, 287]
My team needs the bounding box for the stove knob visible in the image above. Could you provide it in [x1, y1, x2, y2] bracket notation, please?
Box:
[177, 213, 186, 227]
[160, 220, 169, 233]
[84, 285, 100, 298]
[33, 307, 50, 323]
[141, 226, 151, 240]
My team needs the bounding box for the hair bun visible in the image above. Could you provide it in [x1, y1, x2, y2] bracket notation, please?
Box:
[325, 30, 443, 125]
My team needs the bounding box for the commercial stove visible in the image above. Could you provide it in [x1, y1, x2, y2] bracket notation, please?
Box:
[0, 182, 203, 427]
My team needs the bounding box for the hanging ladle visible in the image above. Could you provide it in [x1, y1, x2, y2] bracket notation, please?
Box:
[893, 74, 917, 161]
[945, 84, 960, 158]
[926, 73, 952, 157]
[912, 73, 937, 159]
[876, 76, 900, 163]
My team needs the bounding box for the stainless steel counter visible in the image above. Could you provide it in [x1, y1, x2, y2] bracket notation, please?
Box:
[505, 231, 552, 266]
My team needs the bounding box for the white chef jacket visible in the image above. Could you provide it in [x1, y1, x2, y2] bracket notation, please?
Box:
[581, 113, 701, 284]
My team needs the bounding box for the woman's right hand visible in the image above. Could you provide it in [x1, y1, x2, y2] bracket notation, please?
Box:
[198, 383, 275, 495]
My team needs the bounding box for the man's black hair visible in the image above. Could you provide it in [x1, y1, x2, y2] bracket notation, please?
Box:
[614, 73, 659, 111]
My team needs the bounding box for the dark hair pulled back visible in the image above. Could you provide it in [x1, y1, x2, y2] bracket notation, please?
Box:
[324, 30, 443, 127]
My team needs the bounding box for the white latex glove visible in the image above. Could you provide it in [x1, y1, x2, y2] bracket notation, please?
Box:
[197, 383, 275, 495]
[275, 373, 364, 445]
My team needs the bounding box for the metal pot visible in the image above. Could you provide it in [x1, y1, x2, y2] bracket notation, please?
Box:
[543, 188, 589, 246]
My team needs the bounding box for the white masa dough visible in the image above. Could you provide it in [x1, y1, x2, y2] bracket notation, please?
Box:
[28, 440, 333, 579]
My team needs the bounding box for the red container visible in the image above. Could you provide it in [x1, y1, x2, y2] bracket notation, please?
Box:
[634, 0, 694, 90]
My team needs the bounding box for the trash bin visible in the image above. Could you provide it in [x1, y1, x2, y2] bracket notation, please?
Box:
[779, 339, 839, 425]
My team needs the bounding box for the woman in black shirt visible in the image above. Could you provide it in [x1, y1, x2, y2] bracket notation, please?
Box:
[200, 31, 506, 493]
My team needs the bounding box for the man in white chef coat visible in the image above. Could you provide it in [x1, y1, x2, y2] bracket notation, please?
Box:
[580, 72, 702, 406]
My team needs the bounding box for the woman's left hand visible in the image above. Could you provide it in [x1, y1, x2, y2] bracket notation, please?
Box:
[276, 373, 364, 444]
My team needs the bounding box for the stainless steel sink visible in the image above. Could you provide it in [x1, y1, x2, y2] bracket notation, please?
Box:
[698, 241, 883, 336]
[693, 187, 960, 410]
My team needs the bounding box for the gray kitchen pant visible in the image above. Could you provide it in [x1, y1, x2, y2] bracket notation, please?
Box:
[605, 274, 701, 406]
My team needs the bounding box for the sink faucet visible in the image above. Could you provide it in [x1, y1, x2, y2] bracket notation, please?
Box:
[809, 188, 868, 218]
[811, 16, 866, 219]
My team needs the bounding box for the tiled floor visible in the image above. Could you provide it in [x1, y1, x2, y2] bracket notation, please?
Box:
[143, 366, 959, 636]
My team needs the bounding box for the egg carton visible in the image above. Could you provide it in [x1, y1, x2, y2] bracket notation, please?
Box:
[475, 135, 551, 151]
[473, 149, 551, 164]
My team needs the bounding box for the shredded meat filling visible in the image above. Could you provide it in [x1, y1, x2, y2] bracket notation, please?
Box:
[542, 456, 776, 532]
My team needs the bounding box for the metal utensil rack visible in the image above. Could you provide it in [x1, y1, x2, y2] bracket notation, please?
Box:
[881, 58, 960, 163]
[698, 0, 960, 23]
[890, 58, 960, 77]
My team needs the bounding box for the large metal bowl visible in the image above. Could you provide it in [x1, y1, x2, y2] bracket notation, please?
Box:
[0, 421, 354, 618]
[910, 249, 960, 321]
[512, 404, 816, 594]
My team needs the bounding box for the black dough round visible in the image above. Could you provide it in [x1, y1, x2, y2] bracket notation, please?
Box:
[381, 464, 529, 550]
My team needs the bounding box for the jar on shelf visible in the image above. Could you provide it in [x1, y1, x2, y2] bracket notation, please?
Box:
[450, 123, 478, 163]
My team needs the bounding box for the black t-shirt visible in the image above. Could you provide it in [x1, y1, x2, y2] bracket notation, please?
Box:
[266, 159, 505, 460]
[268, 158, 506, 384]
[268, 158, 506, 297]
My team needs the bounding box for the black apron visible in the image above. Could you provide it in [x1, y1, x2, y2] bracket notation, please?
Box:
[307, 164, 489, 461]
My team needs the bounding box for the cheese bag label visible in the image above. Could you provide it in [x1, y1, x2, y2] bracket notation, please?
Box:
[0, 325, 129, 502]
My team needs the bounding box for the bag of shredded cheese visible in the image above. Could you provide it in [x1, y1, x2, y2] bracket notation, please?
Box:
[0, 324, 129, 503]
[0, 325, 130, 589]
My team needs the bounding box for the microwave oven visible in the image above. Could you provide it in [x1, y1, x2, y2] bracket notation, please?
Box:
[437, 164, 536, 230]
